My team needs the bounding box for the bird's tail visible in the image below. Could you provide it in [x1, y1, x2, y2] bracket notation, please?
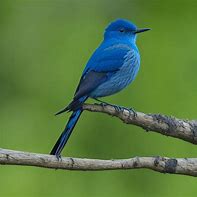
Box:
[50, 96, 88, 156]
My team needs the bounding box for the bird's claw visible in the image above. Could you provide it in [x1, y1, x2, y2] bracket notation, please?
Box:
[55, 154, 62, 161]
[113, 105, 122, 112]
[128, 107, 137, 117]
[116, 106, 137, 117]
[105, 103, 137, 117]
[95, 99, 137, 117]
[99, 102, 121, 112]
[100, 102, 107, 108]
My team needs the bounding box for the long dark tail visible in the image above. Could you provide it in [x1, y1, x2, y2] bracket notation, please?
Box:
[50, 96, 87, 156]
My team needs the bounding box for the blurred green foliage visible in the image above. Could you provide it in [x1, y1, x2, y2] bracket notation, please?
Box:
[0, 0, 197, 196]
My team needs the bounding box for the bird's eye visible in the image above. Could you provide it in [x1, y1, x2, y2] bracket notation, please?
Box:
[119, 29, 125, 33]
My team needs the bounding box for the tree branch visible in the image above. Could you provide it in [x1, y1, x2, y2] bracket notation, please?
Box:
[1, 105, 197, 176]
[83, 103, 197, 144]
[0, 148, 197, 177]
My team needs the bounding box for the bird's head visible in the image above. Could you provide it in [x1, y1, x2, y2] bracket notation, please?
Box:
[104, 19, 150, 42]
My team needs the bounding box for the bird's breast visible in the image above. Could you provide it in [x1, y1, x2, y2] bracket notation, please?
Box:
[90, 50, 140, 98]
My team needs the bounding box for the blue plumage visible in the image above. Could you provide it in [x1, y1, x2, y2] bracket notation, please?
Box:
[50, 19, 150, 157]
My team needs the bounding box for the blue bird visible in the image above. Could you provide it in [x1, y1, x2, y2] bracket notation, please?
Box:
[50, 19, 150, 157]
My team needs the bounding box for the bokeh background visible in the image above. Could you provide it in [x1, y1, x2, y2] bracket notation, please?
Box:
[0, 0, 197, 196]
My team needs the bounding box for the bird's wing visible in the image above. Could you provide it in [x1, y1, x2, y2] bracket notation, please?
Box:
[84, 43, 132, 73]
[74, 71, 108, 100]
[74, 43, 132, 100]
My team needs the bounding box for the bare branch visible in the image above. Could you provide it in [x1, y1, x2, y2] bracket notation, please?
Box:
[83, 103, 197, 144]
[1, 105, 196, 176]
[0, 148, 197, 177]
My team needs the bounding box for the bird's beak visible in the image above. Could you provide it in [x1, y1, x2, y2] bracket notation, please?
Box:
[134, 28, 151, 34]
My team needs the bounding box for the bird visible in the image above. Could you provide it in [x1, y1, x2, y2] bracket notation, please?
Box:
[50, 19, 150, 157]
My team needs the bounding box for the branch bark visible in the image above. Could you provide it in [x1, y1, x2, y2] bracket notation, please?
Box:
[1, 104, 197, 176]
[0, 148, 197, 177]
[83, 103, 197, 144]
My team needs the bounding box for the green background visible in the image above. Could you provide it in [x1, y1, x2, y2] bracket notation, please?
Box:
[0, 0, 197, 196]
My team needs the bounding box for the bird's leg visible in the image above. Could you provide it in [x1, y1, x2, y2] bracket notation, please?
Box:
[93, 98, 121, 111]
[93, 98, 137, 117]
[94, 98, 110, 107]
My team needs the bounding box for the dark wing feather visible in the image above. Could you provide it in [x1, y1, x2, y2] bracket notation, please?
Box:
[55, 71, 108, 115]
[74, 71, 108, 100]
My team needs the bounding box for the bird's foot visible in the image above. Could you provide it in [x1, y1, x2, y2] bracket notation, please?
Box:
[127, 107, 137, 117]
[55, 154, 62, 161]
[93, 98, 137, 117]
[112, 105, 137, 117]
